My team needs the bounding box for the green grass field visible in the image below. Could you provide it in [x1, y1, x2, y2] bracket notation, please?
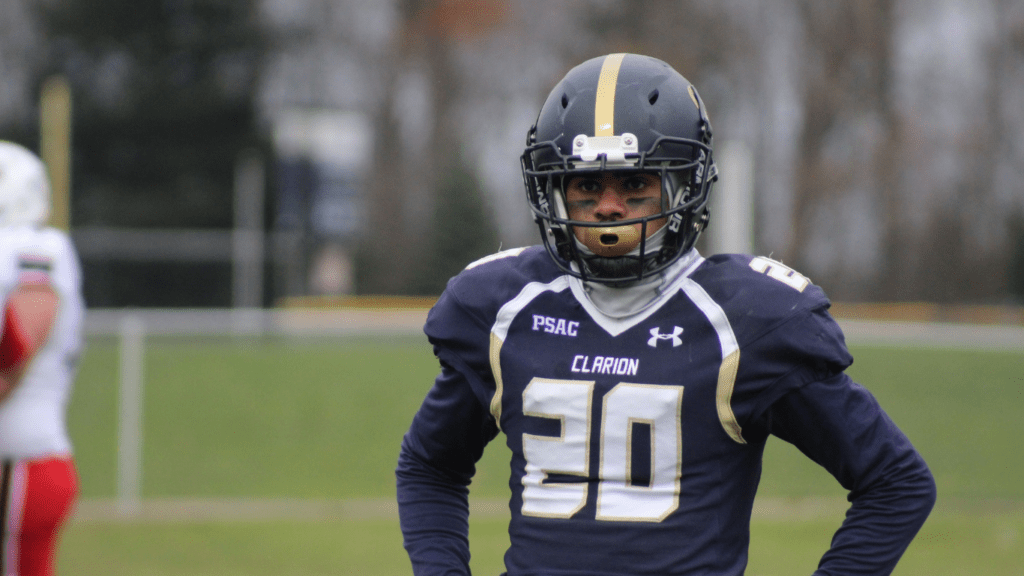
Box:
[58, 333, 1023, 575]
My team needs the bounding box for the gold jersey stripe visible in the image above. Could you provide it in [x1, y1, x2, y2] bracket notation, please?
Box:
[489, 331, 505, 430]
[716, 349, 745, 444]
[595, 53, 626, 136]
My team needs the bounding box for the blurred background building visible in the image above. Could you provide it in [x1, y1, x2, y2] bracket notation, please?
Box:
[1, 0, 1023, 308]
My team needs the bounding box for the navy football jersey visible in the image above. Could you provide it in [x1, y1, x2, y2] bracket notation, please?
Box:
[397, 247, 935, 576]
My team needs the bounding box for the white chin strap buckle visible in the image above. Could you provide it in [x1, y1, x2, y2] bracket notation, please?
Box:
[572, 133, 638, 167]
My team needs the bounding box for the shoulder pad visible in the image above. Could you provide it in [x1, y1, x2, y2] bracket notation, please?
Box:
[690, 254, 832, 344]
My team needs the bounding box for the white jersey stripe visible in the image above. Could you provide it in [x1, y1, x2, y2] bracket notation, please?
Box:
[489, 276, 573, 428]
[680, 278, 745, 443]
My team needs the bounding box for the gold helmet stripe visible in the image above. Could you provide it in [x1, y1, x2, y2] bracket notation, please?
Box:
[687, 85, 700, 110]
[594, 53, 626, 136]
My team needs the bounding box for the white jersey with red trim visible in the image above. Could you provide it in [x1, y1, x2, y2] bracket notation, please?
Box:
[0, 225, 84, 459]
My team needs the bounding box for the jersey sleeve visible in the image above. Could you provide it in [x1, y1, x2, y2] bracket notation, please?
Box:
[1, 228, 79, 375]
[733, 303, 855, 439]
[693, 255, 855, 439]
[696, 255, 935, 572]
[396, 269, 504, 576]
[768, 374, 937, 575]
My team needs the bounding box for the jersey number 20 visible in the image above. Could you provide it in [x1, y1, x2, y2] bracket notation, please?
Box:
[521, 378, 683, 522]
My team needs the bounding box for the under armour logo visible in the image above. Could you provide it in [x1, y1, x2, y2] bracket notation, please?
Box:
[648, 326, 684, 348]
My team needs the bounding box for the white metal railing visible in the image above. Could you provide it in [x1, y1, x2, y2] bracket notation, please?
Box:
[116, 314, 145, 516]
[96, 306, 429, 516]
[92, 307, 1023, 516]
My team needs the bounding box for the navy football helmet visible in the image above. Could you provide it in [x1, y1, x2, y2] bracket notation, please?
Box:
[521, 53, 717, 284]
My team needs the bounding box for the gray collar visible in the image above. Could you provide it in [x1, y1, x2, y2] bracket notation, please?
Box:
[580, 249, 701, 319]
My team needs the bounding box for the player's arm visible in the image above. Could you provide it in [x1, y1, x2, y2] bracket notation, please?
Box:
[766, 372, 936, 575]
[0, 282, 60, 403]
[739, 303, 935, 575]
[396, 350, 499, 576]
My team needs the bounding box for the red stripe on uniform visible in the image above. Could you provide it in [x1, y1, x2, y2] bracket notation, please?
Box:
[0, 458, 78, 576]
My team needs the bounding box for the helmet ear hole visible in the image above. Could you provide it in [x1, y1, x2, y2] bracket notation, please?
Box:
[561, 94, 569, 108]
[648, 89, 659, 105]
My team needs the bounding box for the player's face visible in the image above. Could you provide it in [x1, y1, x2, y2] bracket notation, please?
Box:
[564, 172, 666, 247]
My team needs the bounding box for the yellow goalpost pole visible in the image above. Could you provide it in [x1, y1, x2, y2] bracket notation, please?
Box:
[40, 75, 72, 231]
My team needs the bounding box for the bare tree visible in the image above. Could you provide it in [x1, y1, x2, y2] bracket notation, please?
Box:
[358, 0, 419, 293]
[776, 1, 897, 299]
[360, 0, 507, 293]
[882, 0, 1024, 303]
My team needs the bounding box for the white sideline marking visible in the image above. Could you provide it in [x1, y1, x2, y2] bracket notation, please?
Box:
[839, 319, 1024, 351]
[71, 497, 504, 524]
[71, 496, 1022, 524]
[71, 497, 849, 523]
[83, 310, 1024, 350]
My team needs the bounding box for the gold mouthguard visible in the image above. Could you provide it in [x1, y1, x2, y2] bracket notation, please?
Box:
[581, 225, 641, 257]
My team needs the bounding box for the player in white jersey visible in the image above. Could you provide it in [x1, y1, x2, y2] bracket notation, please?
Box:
[0, 141, 84, 576]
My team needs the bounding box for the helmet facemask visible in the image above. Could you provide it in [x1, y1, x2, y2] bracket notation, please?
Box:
[524, 132, 716, 285]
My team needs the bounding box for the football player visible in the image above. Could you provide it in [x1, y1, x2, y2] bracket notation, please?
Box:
[0, 141, 84, 576]
[397, 53, 936, 575]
